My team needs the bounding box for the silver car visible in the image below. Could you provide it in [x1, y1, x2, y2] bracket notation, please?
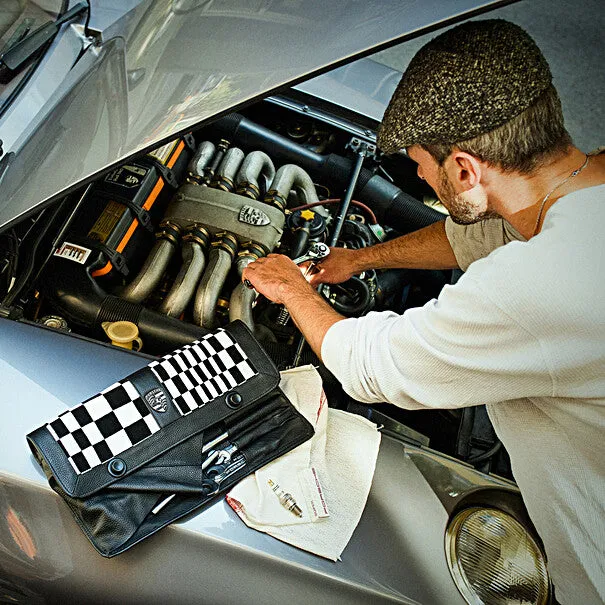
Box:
[0, 1, 553, 603]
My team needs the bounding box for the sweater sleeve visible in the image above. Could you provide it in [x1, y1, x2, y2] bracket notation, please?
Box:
[321, 272, 553, 410]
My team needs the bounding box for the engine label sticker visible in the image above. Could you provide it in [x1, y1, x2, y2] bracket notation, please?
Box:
[239, 205, 271, 226]
[87, 199, 126, 242]
[105, 164, 148, 188]
[54, 242, 92, 265]
[147, 140, 178, 165]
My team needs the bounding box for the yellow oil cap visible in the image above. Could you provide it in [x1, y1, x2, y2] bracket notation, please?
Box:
[300, 209, 315, 221]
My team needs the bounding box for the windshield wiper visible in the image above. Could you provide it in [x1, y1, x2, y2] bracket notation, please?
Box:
[0, 1, 88, 84]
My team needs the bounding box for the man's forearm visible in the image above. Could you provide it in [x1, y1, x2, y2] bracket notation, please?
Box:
[354, 219, 458, 272]
[282, 284, 345, 360]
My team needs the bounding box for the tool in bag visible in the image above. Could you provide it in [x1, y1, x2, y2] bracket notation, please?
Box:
[26, 320, 314, 557]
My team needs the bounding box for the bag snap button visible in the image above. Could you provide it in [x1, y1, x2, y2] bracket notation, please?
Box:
[226, 392, 243, 408]
[108, 458, 126, 477]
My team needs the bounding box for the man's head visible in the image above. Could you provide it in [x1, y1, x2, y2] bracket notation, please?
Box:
[378, 19, 572, 224]
[407, 144, 494, 224]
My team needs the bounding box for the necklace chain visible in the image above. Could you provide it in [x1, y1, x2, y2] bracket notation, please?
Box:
[533, 154, 589, 235]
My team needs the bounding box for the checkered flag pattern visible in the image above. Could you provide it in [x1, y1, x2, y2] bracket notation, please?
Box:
[148, 329, 257, 416]
[47, 381, 161, 475]
[45, 329, 257, 475]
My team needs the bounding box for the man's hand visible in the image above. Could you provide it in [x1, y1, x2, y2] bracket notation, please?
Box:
[242, 254, 314, 304]
[306, 247, 362, 287]
[242, 253, 346, 359]
[310, 221, 458, 281]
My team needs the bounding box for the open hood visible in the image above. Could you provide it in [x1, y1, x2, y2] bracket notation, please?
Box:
[0, 0, 507, 230]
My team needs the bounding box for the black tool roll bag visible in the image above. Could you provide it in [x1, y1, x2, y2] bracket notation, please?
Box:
[27, 320, 314, 557]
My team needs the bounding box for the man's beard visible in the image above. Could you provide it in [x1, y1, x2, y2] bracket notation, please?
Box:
[438, 168, 498, 225]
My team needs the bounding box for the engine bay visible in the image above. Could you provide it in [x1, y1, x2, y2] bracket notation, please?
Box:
[0, 98, 510, 476]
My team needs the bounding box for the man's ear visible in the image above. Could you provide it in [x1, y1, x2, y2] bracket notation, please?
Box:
[444, 150, 483, 191]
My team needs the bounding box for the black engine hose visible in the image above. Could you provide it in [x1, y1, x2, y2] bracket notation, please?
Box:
[288, 227, 311, 260]
[205, 113, 324, 169]
[203, 114, 443, 234]
[329, 276, 371, 316]
[45, 265, 209, 353]
[360, 174, 444, 234]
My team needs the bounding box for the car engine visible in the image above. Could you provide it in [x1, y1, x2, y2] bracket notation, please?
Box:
[0, 100, 509, 475]
[3, 105, 441, 357]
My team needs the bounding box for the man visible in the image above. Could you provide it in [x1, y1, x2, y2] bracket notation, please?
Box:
[242, 20, 604, 603]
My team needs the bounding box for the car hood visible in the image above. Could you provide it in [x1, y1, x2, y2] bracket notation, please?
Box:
[0, 0, 504, 230]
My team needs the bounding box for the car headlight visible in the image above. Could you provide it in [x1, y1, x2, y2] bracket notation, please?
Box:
[445, 507, 550, 605]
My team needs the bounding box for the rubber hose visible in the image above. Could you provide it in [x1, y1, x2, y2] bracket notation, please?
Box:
[289, 227, 311, 260]
[330, 276, 371, 315]
[359, 175, 443, 234]
[47, 270, 208, 353]
[467, 442, 502, 465]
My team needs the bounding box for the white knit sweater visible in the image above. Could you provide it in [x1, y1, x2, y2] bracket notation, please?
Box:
[322, 185, 605, 604]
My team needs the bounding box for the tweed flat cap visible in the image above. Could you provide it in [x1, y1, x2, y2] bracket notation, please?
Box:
[377, 19, 552, 154]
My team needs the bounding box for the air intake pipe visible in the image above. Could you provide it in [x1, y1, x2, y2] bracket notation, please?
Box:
[212, 147, 245, 192]
[121, 221, 181, 303]
[158, 225, 210, 318]
[265, 164, 319, 212]
[44, 260, 208, 353]
[203, 114, 442, 233]
[193, 232, 238, 329]
[236, 151, 275, 200]
[187, 140, 216, 183]
[229, 243, 264, 332]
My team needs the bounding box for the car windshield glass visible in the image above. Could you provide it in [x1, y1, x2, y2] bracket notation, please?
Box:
[0, 0, 64, 111]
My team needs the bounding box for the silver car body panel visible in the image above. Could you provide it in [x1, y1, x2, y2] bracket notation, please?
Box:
[0, 19, 90, 153]
[0, 0, 511, 231]
[0, 316, 519, 604]
[294, 58, 403, 125]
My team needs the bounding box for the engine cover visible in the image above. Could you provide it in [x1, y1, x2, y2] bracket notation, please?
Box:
[165, 184, 285, 252]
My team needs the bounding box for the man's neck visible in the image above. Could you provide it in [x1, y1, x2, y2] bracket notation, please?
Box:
[487, 147, 603, 239]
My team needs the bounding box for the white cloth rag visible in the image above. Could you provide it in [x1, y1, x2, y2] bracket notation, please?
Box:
[227, 365, 381, 560]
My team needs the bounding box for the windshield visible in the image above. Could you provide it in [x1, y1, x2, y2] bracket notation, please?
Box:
[0, 0, 65, 111]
